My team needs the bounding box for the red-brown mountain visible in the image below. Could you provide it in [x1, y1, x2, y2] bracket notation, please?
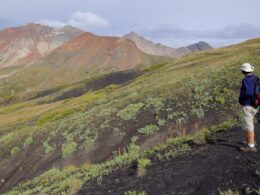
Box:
[0, 32, 165, 95]
[0, 23, 83, 68]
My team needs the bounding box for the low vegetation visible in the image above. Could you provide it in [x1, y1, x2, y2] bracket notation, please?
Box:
[5, 119, 237, 194]
[1, 38, 260, 194]
[137, 158, 151, 177]
[124, 190, 147, 195]
[137, 124, 159, 135]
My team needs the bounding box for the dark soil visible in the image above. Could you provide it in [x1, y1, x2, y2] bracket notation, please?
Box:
[0, 105, 154, 193]
[53, 70, 142, 102]
[29, 88, 60, 100]
[29, 70, 142, 102]
[77, 125, 260, 195]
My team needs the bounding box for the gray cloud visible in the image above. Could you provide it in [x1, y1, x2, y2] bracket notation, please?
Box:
[143, 24, 260, 47]
[147, 24, 260, 40]
[38, 11, 110, 30]
[0, 0, 259, 48]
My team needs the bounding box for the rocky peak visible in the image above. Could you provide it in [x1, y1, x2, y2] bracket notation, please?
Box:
[187, 41, 213, 51]
[0, 23, 84, 68]
[124, 31, 140, 37]
[123, 32, 213, 58]
[60, 25, 84, 33]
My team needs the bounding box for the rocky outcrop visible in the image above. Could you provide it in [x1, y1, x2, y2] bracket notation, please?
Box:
[187, 41, 213, 51]
[123, 32, 212, 58]
[0, 23, 84, 68]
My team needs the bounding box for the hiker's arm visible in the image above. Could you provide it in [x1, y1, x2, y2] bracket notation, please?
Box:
[239, 80, 246, 105]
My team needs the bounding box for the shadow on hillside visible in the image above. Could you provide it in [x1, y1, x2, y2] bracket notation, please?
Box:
[30, 69, 142, 102]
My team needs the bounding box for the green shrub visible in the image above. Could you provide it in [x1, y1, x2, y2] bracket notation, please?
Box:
[167, 111, 188, 124]
[84, 137, 96, 149]
[37, 109, 77, 126]
[215, 96, 225, 104]
[112, 127, 121, 135]
[146, 97, 164, 112]
[2, 95, 16, 103]
[24, 137, 33, 146]
[62, 142, 77, 158]
[62, 132, 74, 142]
[137, 158, 151, 176]
[117, 103, 144, 121]
[81, 162, 91, 171]
[95, 107, 118, 117]
[67, 177, 82, 194]
[219, 189, 239, 195]
[10, 147, 20, 156]
[157, 119, 166, 126]
[138, 125, 159, 135]
[43, 140, 55, 154]
[64, 165, 78, 172]
[124, 191, 147, 195]
[191, 107, 205, 119]
[156, 144, 190, 161]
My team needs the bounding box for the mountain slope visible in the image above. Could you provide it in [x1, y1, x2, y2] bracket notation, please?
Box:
[1, 38, 260, 194]
[78, 125, 260, 194]
[0, 23, 84, 68]
[123, 31, 212, 58]
[0, 32, 166, 99]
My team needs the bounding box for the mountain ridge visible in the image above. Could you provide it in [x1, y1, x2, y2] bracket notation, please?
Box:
[0, 31, 167, 98]
[0, 23, 84, 68]
[123, 31, 212, 58]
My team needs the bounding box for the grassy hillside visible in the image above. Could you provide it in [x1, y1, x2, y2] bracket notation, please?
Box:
[1, 38, 260, 194]
[0, 33, 166, 102]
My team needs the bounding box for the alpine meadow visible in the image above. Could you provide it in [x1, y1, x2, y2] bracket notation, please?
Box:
[0, 1, 260, 194]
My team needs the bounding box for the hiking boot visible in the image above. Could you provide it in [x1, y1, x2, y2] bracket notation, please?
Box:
[239, 145, 257, 153]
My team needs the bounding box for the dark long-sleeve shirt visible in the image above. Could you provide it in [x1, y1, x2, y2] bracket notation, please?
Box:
[239, 74, 257, 106]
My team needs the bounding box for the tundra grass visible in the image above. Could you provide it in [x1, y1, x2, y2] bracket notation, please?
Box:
[4, 119, 237, 195]
[1, 39, 260, 194]
[1, 39, 260, 158]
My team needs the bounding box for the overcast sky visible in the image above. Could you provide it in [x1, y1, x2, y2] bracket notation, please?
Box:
[0, 0, 260, 47]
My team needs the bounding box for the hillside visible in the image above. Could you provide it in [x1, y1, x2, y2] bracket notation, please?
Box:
[1, 38, 260, 194]
[123, 31, 212, 58]
[78, 125, 260, 194]
[0, 32, 166, 102]
[0, 23, 84, 68]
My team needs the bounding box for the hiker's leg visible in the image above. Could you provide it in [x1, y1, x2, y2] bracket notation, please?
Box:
[242, 106, 257, 146]
[248, 130, 255, 146]
[242, 130, 247, 143]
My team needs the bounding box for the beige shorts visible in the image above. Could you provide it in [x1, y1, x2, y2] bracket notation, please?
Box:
[242, 106, 258, 131]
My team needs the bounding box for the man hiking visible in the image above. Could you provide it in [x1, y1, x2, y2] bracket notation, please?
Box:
[239, 63, 258, 152]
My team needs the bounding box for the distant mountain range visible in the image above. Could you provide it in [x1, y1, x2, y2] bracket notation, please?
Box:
[0, 29, 165, 96]
[123, 32, 212, 58]
[0, 23, 83, 68]
[0, 23, 213, 96]
[0, 24, 213, 70]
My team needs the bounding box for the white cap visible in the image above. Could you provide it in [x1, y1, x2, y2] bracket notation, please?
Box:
[240, 63, 254, 72]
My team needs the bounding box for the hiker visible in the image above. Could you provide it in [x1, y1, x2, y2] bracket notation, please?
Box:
[239, 63, 258, 152]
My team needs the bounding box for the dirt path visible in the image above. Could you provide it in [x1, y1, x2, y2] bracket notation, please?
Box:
[77, 125, 260, 195]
